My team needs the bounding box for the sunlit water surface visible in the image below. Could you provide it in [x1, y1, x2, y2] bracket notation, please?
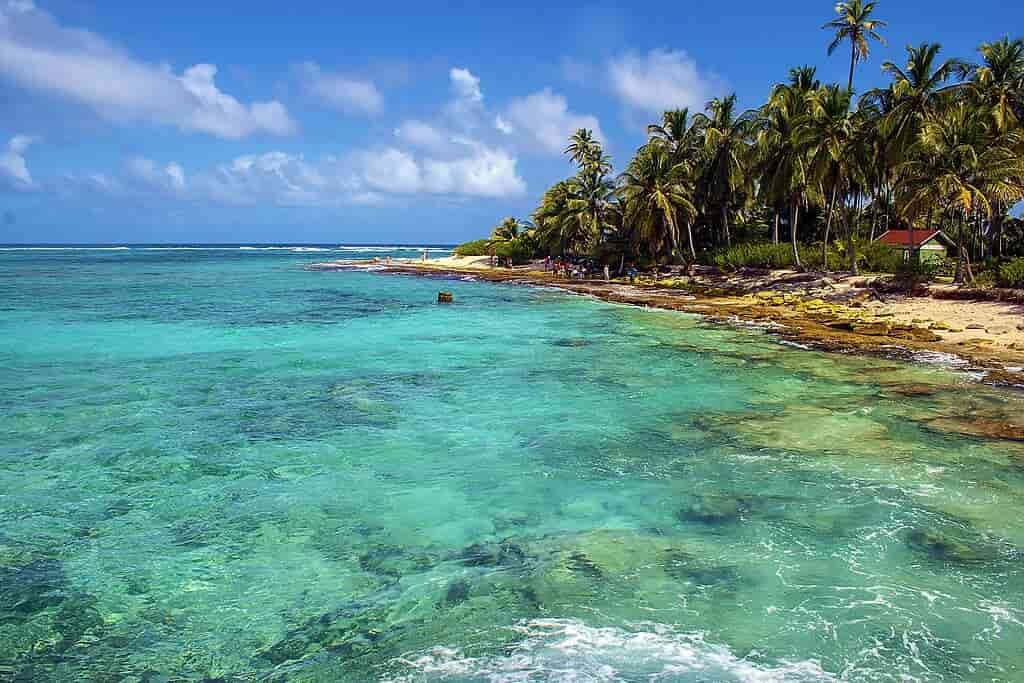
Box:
[1, 246, 1022, 682]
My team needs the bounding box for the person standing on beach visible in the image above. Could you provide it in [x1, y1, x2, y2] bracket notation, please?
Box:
[422, 249, 428, 262]
[603, 265, 610, 282]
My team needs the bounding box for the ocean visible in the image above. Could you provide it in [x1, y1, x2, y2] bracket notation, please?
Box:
[1, 245, 1022, 681]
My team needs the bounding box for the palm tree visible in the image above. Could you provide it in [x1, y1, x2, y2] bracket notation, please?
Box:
[565, 129, 609, 173]
[695, 94, 757, 248]
[756, 70, 820, 268]
[619, 143, 698, 261]
[877, 43, 966, 163]
[800, 85, 856, 270]
[962, 37, 1024, 256]
[896, 101, 1024, 282]
[823, 0, 887, 92]
[963, 37, 1024, 133]
[490, 217, 521, 242]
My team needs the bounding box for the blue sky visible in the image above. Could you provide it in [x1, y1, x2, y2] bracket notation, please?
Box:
[0, 0, 1015, 244]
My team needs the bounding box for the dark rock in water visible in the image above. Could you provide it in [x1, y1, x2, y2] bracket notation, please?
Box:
[678, 494, 747, 525]
[54, 593, 103, 652]
[0, 558, 67, 617]
[358, 544, 437, 580]
[457, 541, 528, 569]
[662, 549, 741, 588]
[257, 602, 379, 665]
[905, 528, 997, 565]
[551, 338, 590, 348]
[441, 579, 471, 606]
[566, 551, 603, 579]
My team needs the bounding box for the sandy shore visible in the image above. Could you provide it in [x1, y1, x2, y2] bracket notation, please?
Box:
[311, 257, 1024, 386]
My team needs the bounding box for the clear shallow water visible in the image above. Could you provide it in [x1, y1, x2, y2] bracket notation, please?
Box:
[1, 247, 1022, 682]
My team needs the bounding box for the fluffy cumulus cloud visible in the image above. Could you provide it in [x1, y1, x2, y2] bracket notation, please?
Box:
[106, 143, 525, 207]
[0, 2, 295, 138]
[608, 49, 720, 113]
[357, 144, 525, 197]
[393, 120, 445, 150]
[0, 134, 37, 190]
[502, 89, 604, 154]
[126, 157, 186, 195]
[295, 62, 383, 115]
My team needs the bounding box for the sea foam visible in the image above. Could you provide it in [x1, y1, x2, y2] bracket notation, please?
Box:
[386, 619, 835, 682]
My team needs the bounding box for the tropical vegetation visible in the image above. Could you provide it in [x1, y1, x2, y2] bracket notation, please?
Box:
[459, 3, 1024, 286]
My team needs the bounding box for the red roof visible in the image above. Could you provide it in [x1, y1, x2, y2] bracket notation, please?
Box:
[876, 230, 945, 247]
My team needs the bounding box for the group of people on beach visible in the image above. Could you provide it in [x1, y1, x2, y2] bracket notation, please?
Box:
[545, 256, 634, 283]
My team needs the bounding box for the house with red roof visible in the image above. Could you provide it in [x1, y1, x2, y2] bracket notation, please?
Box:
[874, 229, 956, 263]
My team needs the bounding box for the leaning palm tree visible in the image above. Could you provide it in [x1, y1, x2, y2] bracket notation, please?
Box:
[619, 143, 698, 261]
[823, 0, 887, 92]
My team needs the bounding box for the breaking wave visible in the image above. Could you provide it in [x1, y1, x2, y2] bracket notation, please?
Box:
[386, 619, 835, 682]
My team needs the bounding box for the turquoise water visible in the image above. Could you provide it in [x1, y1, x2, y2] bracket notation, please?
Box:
[1, 246, 1022, 682]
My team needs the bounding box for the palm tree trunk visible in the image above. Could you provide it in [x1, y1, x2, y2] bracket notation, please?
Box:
[773, 211, 780, 244]
[848, 193, 859, 274]
[721, 206, 731, 248]
[790, 199, 803, 271]
[995, 205, 1005, 259]
[848, 41, 856, 92]
[823, 186, 838, 271]
[686, 222, 697, 261]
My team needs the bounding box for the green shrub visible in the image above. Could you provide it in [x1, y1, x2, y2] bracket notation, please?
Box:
[997, 258, 1024, 288]
[708, 242, 819, 271]
[452, 239, 491, 257]
[858, 242, 903, 273]
[493, 238, 534, 265]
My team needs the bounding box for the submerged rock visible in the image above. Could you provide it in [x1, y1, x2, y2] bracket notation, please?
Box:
[0, 558, 67, 617]
[456, 541, 529, 569]
[905, 528, 999, 565]
[925, 417, 1024, 442]
[440, 579, 471, 606]
[678, 494, 747, 525]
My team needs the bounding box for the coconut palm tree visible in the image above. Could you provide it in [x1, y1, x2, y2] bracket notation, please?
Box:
[963, 37, 1024, 133]
[877, 43, 966, 163]
[823, 0, 887, 92]
[695, 94, 757, 248]
[897, 101, 1024, 282]
[800, 85, 855, 269]
[961, 37, 1024, 256]
[565, 129, 610, 173]
[756, 70, 821, 268]
[619, 143, 698, 261]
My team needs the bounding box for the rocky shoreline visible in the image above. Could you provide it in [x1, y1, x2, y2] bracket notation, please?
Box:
[309, 259, 1024, 390]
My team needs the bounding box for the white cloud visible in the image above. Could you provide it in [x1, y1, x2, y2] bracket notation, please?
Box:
[608, 49, 719, 113]
[357, 144, 525, 198]
[394, 119, 445, 149]
[0, 133, 36, 190]
[503, 89, 604, 154]
[86, 142, 525, 207]
[446, 66, 485, 128]
[493, 115, 512, 135]
[295, 62, 382, 115]
[127, 157, 186, 194]
[0, 3, 295, 138]
[449, 67, 482, 104]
